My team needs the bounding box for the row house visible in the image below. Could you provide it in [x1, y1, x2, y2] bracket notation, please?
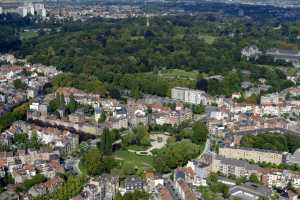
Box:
[130, 109, 148, 127]
[261, 169, 300, 189]
[174, 167, 196, 185]
[56, 87, 101, 106]
[261, 93, 284, 106]
[98, 174, 119, 200]
[230, 103, 256, 114]
[28, 176, 64, 198]
[209, 108, 229, 121]
[108, 116, 128, 129]
[145, 172, 164, 192]
[186, 159, 211, 186]
[175, 179, 197, 200]
[287, 86, 300, 97]
[33, 65, 61, 78]
[124, 175, 146, 193]
[74, 175, 119, 200]
[11, 164, 36, 183]
[171, 87, 209, 105]
[207, 118, 226, 136]
[219, 146, 284, 165]
[211, 155, 261, 178]
[152, 184, 172, 200]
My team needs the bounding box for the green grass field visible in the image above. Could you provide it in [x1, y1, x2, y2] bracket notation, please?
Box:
[159, 69, 199, 80]
[114, 150, 154, 170]
[127, 145, 149, 151]
[20, 31, 38, 41]
[198, 33, 217, 44]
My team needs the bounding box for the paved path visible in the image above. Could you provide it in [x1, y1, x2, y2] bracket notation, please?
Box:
[128, 134, 169, 156]
[198, 137, 210, 159]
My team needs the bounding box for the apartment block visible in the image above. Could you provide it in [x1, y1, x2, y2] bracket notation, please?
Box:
[219, 146, 284, 165]
[171, 87, 208, 105]
[212, 155, 261, 178]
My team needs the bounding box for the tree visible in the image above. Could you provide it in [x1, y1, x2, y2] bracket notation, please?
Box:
[191, 121, 208, 144]
[101, 128, 112, 155]
[153, 140, 200, 173]
[16, 174, 46, 192]
[196, 79, 208, 92]
[121, 162, 136, 176]
[14, 133, 29, 149]
[66, 93, 77, 113]
[115, 191, 123, 200]
[80, 147, 103, 176]
[134, 123, 150, 146]
[35, 176, 85, 200]
[13, 79, 26, 90]
[192, 104, 205, 114]
[249, 173, 260, 184]
[30, 130, 42, 150]
[122, 190, 149, 200]
[99, 112, 106, 123]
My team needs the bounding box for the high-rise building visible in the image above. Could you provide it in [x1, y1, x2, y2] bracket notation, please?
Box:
[34, 3, 47, 17]
[17, 7, 28, 17]
[0, 7, 3, 15]
[171, 87, 208, 105]
[24, 3, 34, 15]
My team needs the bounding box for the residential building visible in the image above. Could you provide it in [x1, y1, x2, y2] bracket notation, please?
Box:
[286, 148, 300, 165]
[98, 174, 119, 200]
[186, 160, 211, 186]
[124, 176, 146, 192]
[0, 190, 19, 200]
[175, 179, 197, 200]
[28, 176, 64, 198]
[219, 146, 284, 165]
[17, 7, 28, 17]
[152, 184, 172, 200]
[261, 169, 300, 188]
[229, 182, 272, 200]
[211, 155, 261, 178]
[266, 48, 300, 67]
[241, 45, 262, 60]
[171, 87, 208, 105]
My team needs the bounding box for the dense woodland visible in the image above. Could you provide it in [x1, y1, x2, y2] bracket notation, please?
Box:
[1, 6, 300, 200]
[240, 133, 300, 153]
[1, 14, 300, 97]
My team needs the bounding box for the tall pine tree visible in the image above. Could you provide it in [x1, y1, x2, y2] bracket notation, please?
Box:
[101, 128, 112, 155]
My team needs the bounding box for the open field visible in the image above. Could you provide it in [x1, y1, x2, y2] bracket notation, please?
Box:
[198, 33, 217, 44]
[158, 69, 199, 80]
[20, 31, 38, 41]
[113, 150, 154, 170]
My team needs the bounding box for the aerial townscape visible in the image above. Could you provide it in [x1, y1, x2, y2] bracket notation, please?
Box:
[3, 0, 300, 200]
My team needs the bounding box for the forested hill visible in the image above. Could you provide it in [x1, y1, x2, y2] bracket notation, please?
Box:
[2, 14, 299, 97]
[23, 15, 283, 75]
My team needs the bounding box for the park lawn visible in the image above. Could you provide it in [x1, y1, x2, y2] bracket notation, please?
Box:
[20, 31, 38, 41]
[114, 150, 154, 170]
[127, 145, 149, 151]
[198, 33, 217, 44]
[130, 36, 144, 40]
[78, 161, 88, 176]
[159, 69, 199, 80]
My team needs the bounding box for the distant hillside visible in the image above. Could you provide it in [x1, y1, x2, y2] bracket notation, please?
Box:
[0, 0, 43, 3]
[204, 0, 300, 8]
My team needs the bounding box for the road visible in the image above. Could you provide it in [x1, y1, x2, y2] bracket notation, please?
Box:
[197, 136, 211, 159]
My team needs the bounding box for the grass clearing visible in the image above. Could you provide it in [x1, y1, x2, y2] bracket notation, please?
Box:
[130, 36, 144, 40]
[20, 31, 38, 41]
[113, 150, 154, 170]
[159, 69, 199, 80]
[127, 145, 149, 151]
[198, 33, 217, 44]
